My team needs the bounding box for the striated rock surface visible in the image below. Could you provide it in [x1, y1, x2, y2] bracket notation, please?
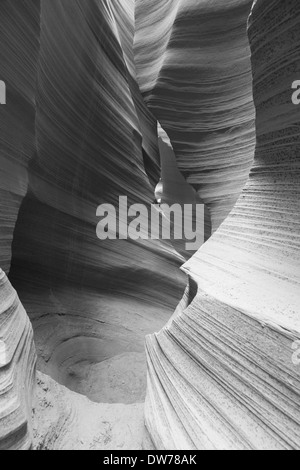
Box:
[0, 270, 36, 450]
[1, 0, 300, 452]
[0, 0, 41, 273]
[135, 0, 256, 230]
[0, 0, 191, 449]
[4, 0, 186, 404]
[145, 0, 300, 450]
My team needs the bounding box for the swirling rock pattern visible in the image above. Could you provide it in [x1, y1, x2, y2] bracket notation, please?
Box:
[135, 0, 256, 230]
[4, 0, 186, 405]
[144, 0, 300, 450]
[1, 0, 300, 452]
[0, 270, 36, 450]
[0, 0, 41, 273]
[0, 4, 38, 449]
[0, 0, 187, 449]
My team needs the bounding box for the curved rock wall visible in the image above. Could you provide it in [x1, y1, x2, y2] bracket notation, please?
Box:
[0, 270, 36, 450]
[2, 0, 186, 407]
[1, 0, 300, 451]
[135, 0, 256, 230]
[144, 0, 300, 450]
[0, 0, 41, 273]
[0, 0, 39, 451]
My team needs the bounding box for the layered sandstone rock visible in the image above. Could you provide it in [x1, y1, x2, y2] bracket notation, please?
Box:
[135, 0, 256, 230]
[0, 0, 187, 449]
[0, 0, 299, 452]
[0, 270, 36, 450]
[5, 0, 186, 404]
[0, 0, 41, 273]
[145, 0, 300, 450]
[0, 4, 39, 449]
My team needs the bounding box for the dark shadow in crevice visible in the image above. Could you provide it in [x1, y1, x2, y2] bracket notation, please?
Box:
[187, 275, 198, 307]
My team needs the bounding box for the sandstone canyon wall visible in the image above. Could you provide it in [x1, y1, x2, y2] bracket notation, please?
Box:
[0, 0, 40, 450]
[0, 0, 187, 449]
[135, 0, 256, 231]
[0, 0, 299, 451]
[6, 0, 187, 407]
[0, 270, 36, 450]
[144, 0, 300, 450]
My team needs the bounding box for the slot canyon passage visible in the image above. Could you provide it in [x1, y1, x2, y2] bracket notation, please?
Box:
[0, 0, 300, 451]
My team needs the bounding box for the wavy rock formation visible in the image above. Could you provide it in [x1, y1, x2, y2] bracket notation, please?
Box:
[145, 0, 300, 450]
[3, 0, 186, 406]
[135, 0, 256, 230]
[0, 270, 36, 450]
[0, 0, 188, 449]
[1, 0, 300, 452]
[0, 0, 41, 273]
